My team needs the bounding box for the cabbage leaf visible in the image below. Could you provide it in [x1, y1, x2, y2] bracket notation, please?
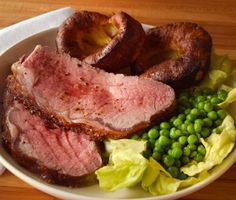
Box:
[95, 139, 148, 191]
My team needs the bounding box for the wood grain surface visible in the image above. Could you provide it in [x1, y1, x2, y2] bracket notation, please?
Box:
[0, 0, 235, 200]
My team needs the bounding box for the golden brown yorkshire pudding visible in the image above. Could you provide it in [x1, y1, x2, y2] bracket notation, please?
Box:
[56, 11, 145, 72]
[132, 22, 212, 89]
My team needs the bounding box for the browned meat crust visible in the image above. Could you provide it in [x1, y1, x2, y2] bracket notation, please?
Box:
[1, 86, 102, 187]
[56, 11, 145, 72]
[132, 22, 212, 89]
[6, 75, 176, 140]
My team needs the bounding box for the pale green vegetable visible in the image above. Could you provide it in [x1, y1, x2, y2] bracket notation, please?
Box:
[95, 139, 148, 191]
[181, 115, 236, 176]
[219, 88, 236, 120]
[219, 88, 236, 109]
[200, 52, 233, 89]
[142, 158, 209, 195]
[104, 139, 146, 154]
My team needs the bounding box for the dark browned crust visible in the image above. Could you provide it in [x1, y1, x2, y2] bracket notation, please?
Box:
[6, 75, 176, 140]
[132, 22, 212, 89]
[1, 87, 102, 187]
[56, 11, 145, 72]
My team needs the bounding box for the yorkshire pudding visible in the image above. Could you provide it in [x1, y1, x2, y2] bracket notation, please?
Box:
[132, 22, 212, 89]
[56, 11, 145, 72]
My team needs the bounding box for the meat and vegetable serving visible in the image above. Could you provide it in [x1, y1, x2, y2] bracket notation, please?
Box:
[1, 10, 236, 196]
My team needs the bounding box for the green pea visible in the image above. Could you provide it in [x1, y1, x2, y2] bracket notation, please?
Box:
[217, 109, 226, 120]
[175, 129, 182, 137]
[184, 119, 192, 125]
[194, 153, 204, 162]
[178, 172, 188, 180]
[153, 143, 164, 154]
[148, 128, 159, 139]
[168, 149, 172, 156]
[160, 129, 170, 137]
[172, 147, 183, 159]
[170, 129, 181, 139]
[181, 123, 188, 131]
[191, 108, 200, 116]
[178, 136, 187, 145]
[201, 127, 210, 138]
[196, 95, 205, 102]
[203, 118, 213, 127]
[178, 96, 188, 104]
[152, 151, 162, 161]
[196, 133, 201, 140]
[160, 122, 171, 130]
[172, 142, 182, 149]
[207, 111, 218, 120]
[170, 127, 176, 134]
[187, 124, 195, 134]
[212, 127, 221, 134]
[197, 145, 206, 156]
[167, 166, 179, 178]
[181, 156, 190, 165]
[204, 103, 213, 112]
[194, 123, 202, 133]
[210, 96, 220, 104]
[187, 114, 197, 122]
[195, 119, 204, 126]
[190, 151, 197, 158]
[170, 116, 177, 123]
[184, 108, 191, 115]
[173, 118, 183, 127]
[188, 135, 198, 144]
[143, 150, 152, 158]
[215, 119, 223, 127]
[163, 155, 175, 166]
[217, 89, 228, 101]
[158, 135, 170, 146]
[148, 139, 156, 149]
[198, 102, 205, 110]
[174, 159, 181, 168]
[142, 133, 149, 140]
[183, 146, 191, 156]
[178, 113, 186, 120]
[188, 144, 197, 151]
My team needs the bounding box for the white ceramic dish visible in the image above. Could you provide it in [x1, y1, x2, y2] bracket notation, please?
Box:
[0, 27, 236, 200]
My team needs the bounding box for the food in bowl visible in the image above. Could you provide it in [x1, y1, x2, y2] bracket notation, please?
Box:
[0, 10, 235, 197]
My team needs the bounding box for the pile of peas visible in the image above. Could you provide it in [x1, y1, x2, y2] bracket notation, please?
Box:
[132, 88, 228, 179]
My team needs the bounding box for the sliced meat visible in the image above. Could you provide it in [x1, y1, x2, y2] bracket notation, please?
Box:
[11, 46, 176, 139]
[2, 88, 103, 186]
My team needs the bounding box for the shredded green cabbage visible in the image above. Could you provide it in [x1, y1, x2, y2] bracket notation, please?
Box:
[95, 139, 148, 191]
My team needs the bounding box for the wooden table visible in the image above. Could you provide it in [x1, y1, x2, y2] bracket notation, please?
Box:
[0, 0, 235, 200]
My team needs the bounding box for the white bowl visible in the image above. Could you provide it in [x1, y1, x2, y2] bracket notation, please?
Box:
[0, 27, 235, 200]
